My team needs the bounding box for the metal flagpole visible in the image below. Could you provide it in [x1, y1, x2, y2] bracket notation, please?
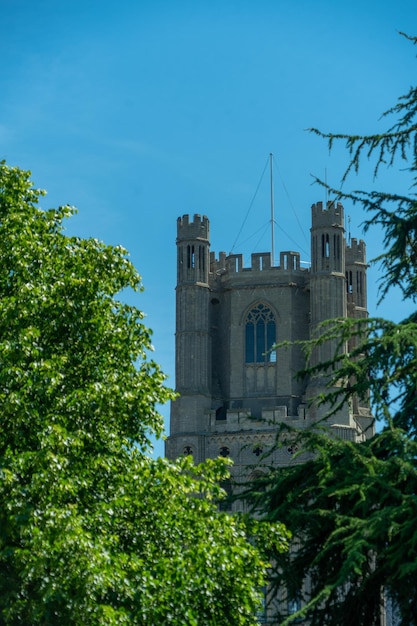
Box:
[270, 152, 275, 265]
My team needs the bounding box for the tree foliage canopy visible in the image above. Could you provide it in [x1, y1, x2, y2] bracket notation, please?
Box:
[246, 34, 417, 626]
[0, 163, 288, 625]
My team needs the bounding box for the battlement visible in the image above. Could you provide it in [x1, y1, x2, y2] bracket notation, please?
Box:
[209, 406, 289, 431]
[210, 250, 305, 275]
[208, 404, 311, 431]
[177, 214, 210, 242]
[311, 200, 344, 229]
[210, 251, 227, 275]
[346, 237, 366, 264]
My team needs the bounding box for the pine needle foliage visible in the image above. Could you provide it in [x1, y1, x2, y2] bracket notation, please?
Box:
[245, 34, 417, 626]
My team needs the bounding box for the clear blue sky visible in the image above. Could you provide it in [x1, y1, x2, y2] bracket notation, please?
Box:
[1, 1, 416, 455]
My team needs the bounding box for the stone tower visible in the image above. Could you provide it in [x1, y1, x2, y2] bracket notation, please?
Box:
[171, 214, 211, 441]
[306, 201, 348, 424]
[166, 202, 374, 500]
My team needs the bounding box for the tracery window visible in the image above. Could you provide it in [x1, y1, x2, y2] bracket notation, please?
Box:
[245, 303, 276, 363]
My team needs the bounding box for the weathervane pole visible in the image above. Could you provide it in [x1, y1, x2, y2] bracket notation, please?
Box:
[270, 152, 275, 265]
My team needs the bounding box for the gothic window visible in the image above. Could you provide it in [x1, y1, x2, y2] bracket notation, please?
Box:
[346, 270, 353, 294]
[187, 244, 195, 268]
[357, 270, 363, 294]
[322, 233, 330, 258]
[199, 245, 205, 272]
[334, 233, 341, 262]
[245, 303, 276, 363]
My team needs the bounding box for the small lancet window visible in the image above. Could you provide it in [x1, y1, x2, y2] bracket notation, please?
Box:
[334, 234, 340, 260]
[357, 271, 363, 294]
[245, 303, 276, 363]
[324, 234, 330, 258]
[187, 245, 196, 269]
[199, 245, 205, 272]
[346, 270, 353, 294]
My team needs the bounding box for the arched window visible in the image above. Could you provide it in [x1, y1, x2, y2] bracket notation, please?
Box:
[187, 244, 195, 269]
[245, 303, 276, 363]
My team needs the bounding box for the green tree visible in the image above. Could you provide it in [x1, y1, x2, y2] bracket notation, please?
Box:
[0, 163, 288, 625]
[245, 34, 417, 626]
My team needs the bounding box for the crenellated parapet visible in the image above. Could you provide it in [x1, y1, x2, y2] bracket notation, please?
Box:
[209, 250, 305, 275]
[346, 237, 366, 265]
[345, 237, 368, 310]
[177, 214, 210, 286]
[310, 200, 346, 275]
[209, 251, 227, 275]
[177, 213, 210, 242]
[311, 200, 344, 229]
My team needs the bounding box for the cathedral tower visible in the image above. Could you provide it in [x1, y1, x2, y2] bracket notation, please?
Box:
[166, 202, 374, 471]
[166, 200, 374, 624]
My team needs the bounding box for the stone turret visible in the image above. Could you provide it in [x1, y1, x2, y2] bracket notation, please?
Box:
[345, 237, 367, 313]
[176, 214, 210, 286]
[166, 214, 212, 460]
[306, 200, 373, 434]
[309, 200, 347, 357]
